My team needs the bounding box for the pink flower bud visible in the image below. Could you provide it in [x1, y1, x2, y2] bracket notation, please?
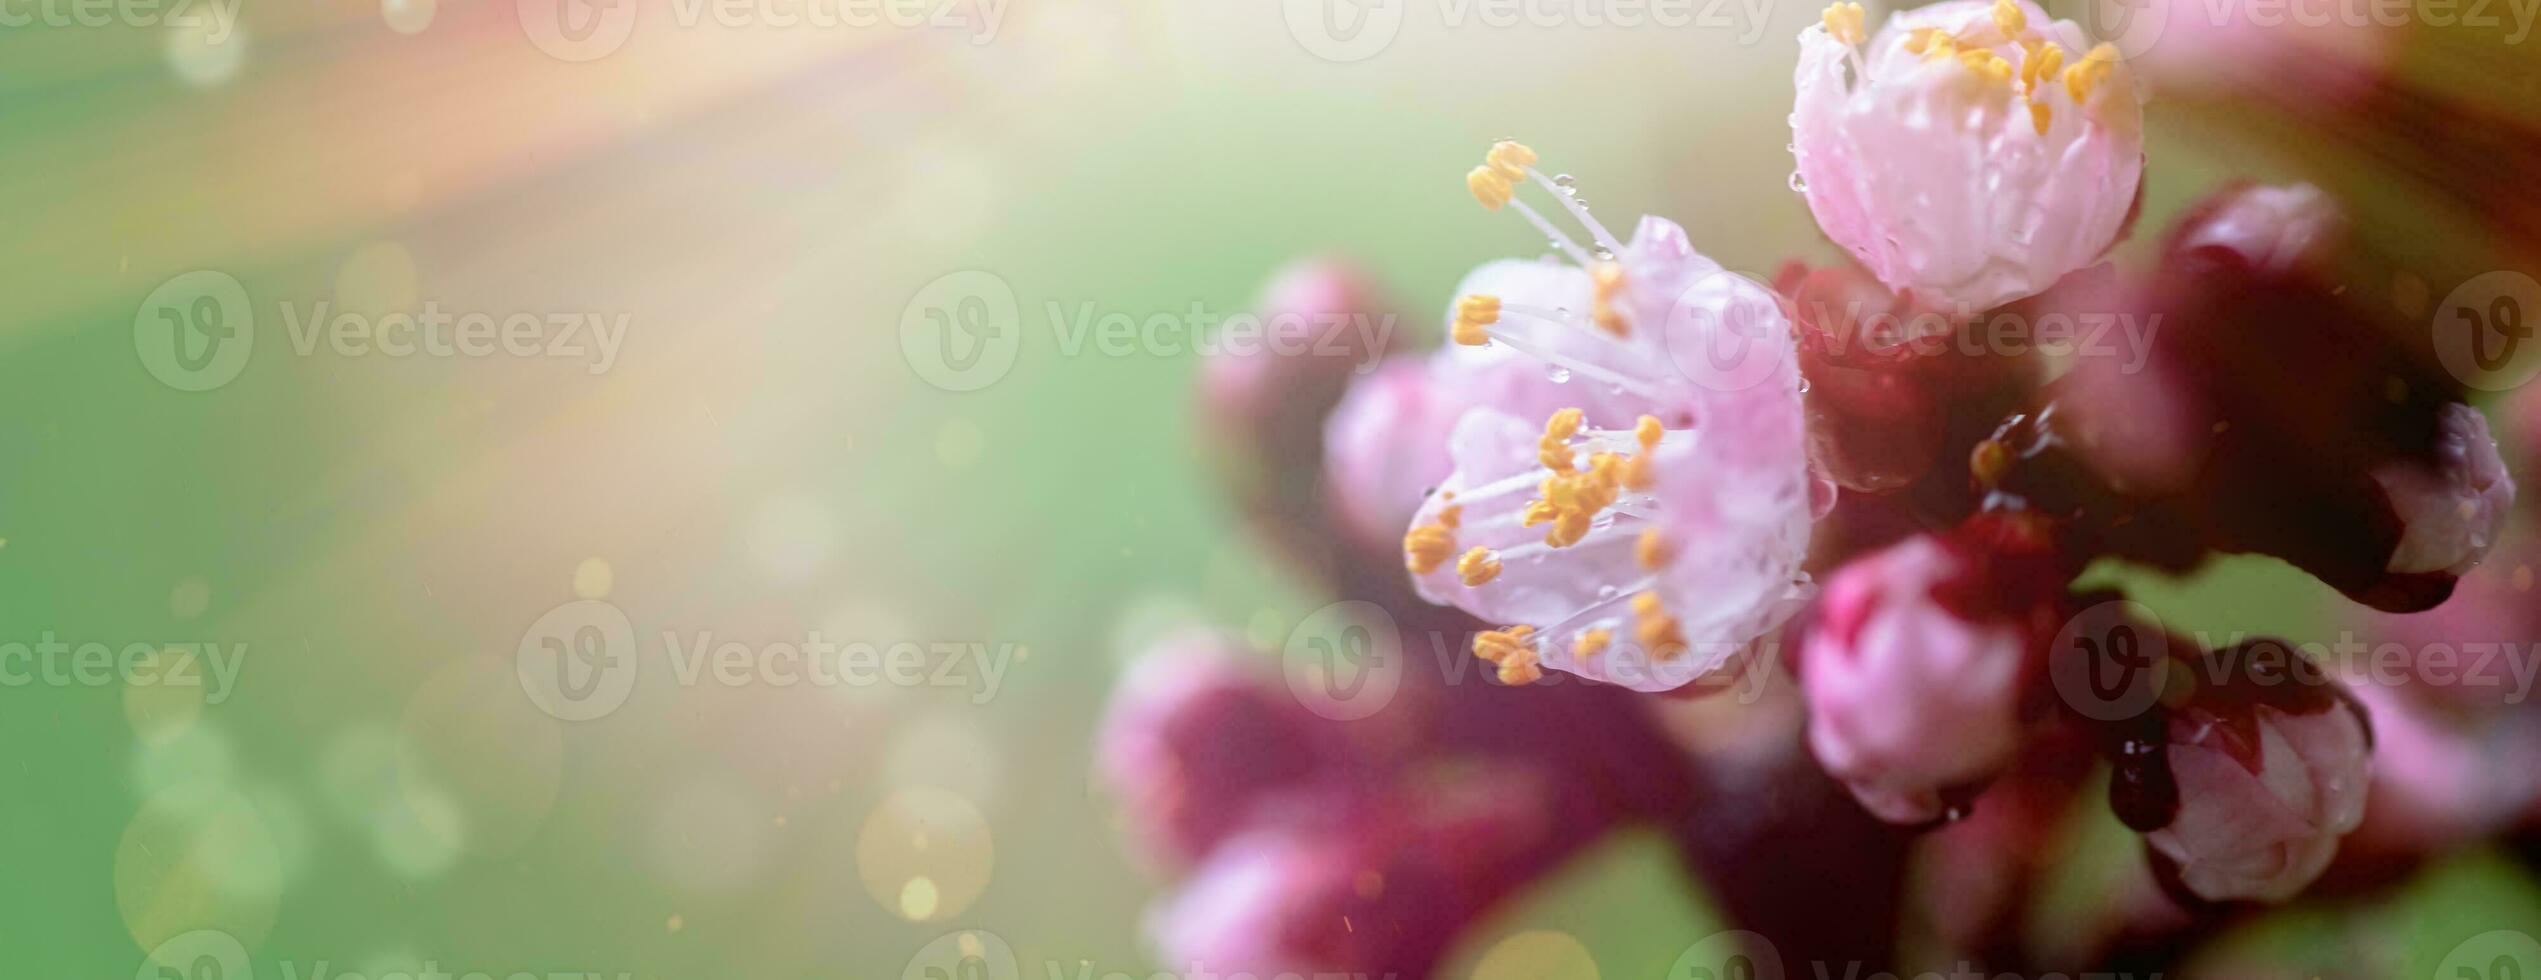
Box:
[1096, 633, 1354, 872]
[1146, 770, 1553, 978]
[1802, 528, 2057, 824]
[2374, 402, 2515, 577]
[2135, 642, 2371, 903]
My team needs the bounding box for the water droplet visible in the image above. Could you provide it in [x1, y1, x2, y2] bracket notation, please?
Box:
[1606, 383, 1625, 396]
[1572, 198, 1589, 209]
[1553, 174, 1577, 187]
[1589, 246, 1615, 261]
[1545, 365, 1573, 383]
[1797, 377, 1812, 394]
[1788, 171, 1809, 192]
[1598, 584, 1619, 600]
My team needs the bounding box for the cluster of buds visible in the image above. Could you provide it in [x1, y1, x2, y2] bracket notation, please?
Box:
[1099, 0, 2540, 973]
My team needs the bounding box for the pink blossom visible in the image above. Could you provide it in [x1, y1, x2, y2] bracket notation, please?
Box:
[1397, 144, 1820, 693]
[1793, 0, 2145, 310]
[1802, 533, 2036, 824]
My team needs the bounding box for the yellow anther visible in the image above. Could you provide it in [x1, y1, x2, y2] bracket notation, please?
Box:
[1457, 546, 1503, 586]
[1473, 625, 1535, 664]
[1573, 629, 1612, 658]
[1545, 510, 1592, 548]
[2029, 101, 2052, 135]
[2023, 41, 2063, 92]
[1438, 504, 1462, 528]
[1486, 141, 1538, 182]
[1519, 499, 1559, 527]
[1821, 1, 1866, 45]
[1631, 591, 1686, 660]
[1404, 522, 1457, 574]
[2062, 43, 2118, 104]
[1590, 263, 1629, 336]
[1468, 167, 1514, 211]
[1496, 652, 1543, 685]
[1960, 49, 2012, 83]
[1918, 31, 1958, 61]
[1453, 294, 1501, 346]
[1634, 415, 1663, 449]
[1538, 408, 1584, 472]
[1636, 527, 1669, 570]
[1904, 27, 1935, 53]
[1991, 0, 2026, 37]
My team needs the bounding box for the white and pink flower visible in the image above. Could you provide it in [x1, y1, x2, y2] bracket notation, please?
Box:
[1794, 0, 2145, 310]
[1392, 143, 1824, 693]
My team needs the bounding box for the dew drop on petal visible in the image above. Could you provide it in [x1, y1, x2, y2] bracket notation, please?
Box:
[1789, 171, 1809, 192]
[1545, 365, 1572, 384]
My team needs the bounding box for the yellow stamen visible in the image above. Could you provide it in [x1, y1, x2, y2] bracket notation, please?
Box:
[1538, 408, 1584, 473]
[1486, 141, 1538, 182]
[1991, 0, 2026, 37]
[1960, 49, 2012, 83]
[1404, 521, 1457, 574]
[2062, 43, 2118, 104]
[1474, 625, 1541, 683]
[1574, 629, 1612, 658]
[1467, 167, 1513, 211]
[1631, 591, 1686, 661]
[1820, 1, 1866, 45]
[1457, 546, 1503, 586]
[2029, 101, 2052, 135]
[1636, 527, 1668, 570]
[1453, 294, 1501, 346]
[1473, 625, 1531, 662]
[1623, 415, 1663, 491]
[1590, 262, 1628, 336]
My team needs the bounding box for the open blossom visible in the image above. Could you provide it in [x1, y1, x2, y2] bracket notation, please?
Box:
[2129, 642, 2372, 903]
[1793, 0, 2144, 310]
[1397, 142, 1820, 693]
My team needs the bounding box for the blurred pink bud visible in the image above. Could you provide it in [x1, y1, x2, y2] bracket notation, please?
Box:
[1146, 769, 1553, 978]
[2358, 524, 2540, 711]
[1802, 528, 2057, 824]
[1096, 632, 1355, 872]
[2344, 679, 2541, 860]
[1792, 0, 2145, 310]
[2165, 182, 2341, 277]
[2138, 642, 2370, 903]
[1200, 258, 1392, 423]
[2128, 0, 2399, 109]
[2374, 402, 2515, 577]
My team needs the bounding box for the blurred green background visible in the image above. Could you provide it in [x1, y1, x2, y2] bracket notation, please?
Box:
[3, 0, 2538, 975]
